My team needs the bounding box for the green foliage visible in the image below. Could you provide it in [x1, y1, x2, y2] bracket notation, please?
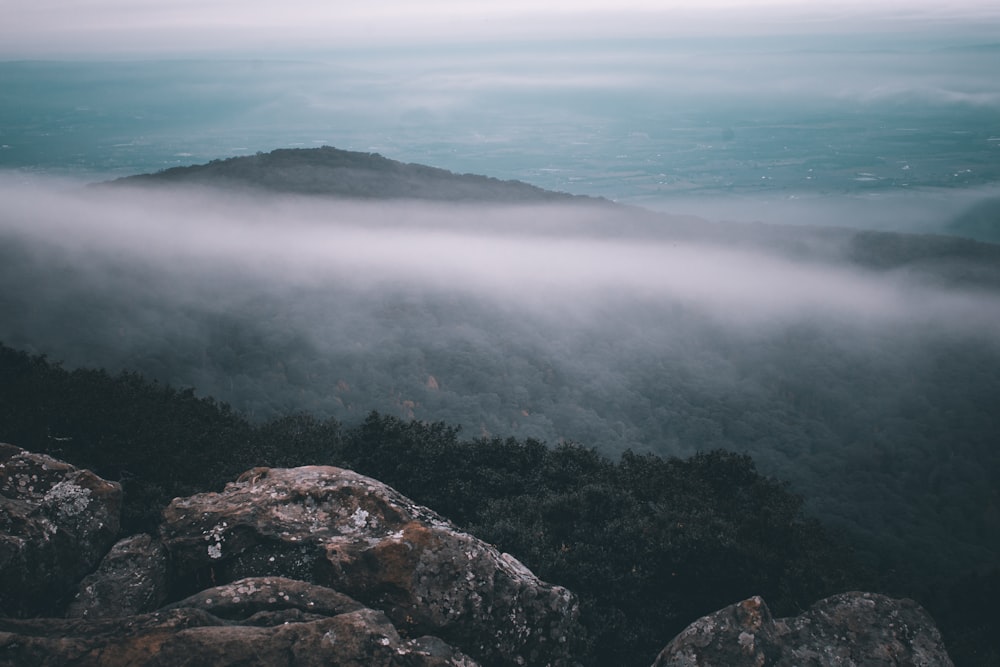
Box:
[338, 416, 867, 665]
[924, 567, 1000, 667]
[0, 344, 340, 530]
[2, 343, 995, 665]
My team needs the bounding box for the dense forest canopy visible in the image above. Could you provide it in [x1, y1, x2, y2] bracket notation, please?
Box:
[0, 344, 996, 665]
[0, 343, 884, 663]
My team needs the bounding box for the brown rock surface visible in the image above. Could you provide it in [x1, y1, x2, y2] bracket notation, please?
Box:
[66, 533, 169, 619]
[0, 603, 477, 666]
[653, 591, 954, 666]
[159, 465, 583, 666]
[0, 443, 121, 616]
[160, 575, 365, 620]
[0, 446, 960, 667]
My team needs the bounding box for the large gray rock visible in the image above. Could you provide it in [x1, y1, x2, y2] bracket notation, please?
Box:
[0, 443, 121, 617]
[160, 465, 584, 666]
[653, 592, 954, 666]
[4, 446, 957, 667]
[66, 533, 169, 619]
[0, 585, 478, 667]
[160, 576, 365, 620]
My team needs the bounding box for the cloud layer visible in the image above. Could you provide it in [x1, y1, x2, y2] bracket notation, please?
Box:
[4, 1, 1000, 56]
[4, 176, 998, 337]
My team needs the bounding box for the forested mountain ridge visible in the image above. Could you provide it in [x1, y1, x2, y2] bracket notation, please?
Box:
[947, 196, 1000, 243]
[107, 147, 1000, 289]
[108, 145, 600, 203]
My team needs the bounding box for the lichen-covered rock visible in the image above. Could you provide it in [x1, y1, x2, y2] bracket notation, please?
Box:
[161, 576, 365, 620]
[0, 603, 478, 666]
[653, 591, 954, 667]
[66, 533, 169, 619]
[160, 465, 583, 666]
[0, 443, 121, 616]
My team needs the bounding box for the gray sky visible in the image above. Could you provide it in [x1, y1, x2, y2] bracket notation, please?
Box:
[4, 1, 1000, 57]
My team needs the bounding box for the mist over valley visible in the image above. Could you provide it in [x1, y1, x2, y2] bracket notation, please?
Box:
[2, 157, 998, 592]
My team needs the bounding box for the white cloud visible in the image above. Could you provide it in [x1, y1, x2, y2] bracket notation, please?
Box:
[3, 1, 999, 56]
[3, 176, 998, 336]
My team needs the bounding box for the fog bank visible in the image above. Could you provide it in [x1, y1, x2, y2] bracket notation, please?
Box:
[3, 177, 999, 580]
[4, 177, 998, 336]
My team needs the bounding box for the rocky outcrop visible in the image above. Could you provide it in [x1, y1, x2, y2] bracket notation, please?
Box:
[66, 533, 169, 619]
[0, 446, 958, 667]
[0, 453, 578, 666]
[0, 597, 477, 666]
[653, 592, 954, 667]
[159, 465, 583, 666]
[0, 443, 121, 617]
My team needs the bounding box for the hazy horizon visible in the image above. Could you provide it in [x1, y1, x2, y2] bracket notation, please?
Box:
[5, 2, 1000, 232]
[5, 2, 1000, 57]
[4, 29, 1000, 232]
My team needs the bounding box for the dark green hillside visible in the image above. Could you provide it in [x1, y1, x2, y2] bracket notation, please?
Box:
[847, 229, 1000, 288]
[3, 343, 996, 664]
[108, 147, 1000, 289]
[102, 147, 1000, 294]
[109, 146, 596, 203]
[0, 343, 867, 666]
[947, 196, 1000, 243]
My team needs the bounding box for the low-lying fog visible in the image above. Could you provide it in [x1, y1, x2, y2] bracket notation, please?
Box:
[5, 176, 999, 332]
[3, 175, 999, 577]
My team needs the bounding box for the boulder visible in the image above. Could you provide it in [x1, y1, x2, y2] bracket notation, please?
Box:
[653, 592, 954, 666]
[0, 443, 121, 616]
[3, 446, 958, 667]
[160, 465, 583, 666]
[66, 533, 169, 619]
[160, 575, 365, 620]
[0, 592, 478, 666]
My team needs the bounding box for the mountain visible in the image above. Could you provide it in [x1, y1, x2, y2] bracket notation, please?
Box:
[109, 145, 599, 203]
[107, 147, 1000, 289]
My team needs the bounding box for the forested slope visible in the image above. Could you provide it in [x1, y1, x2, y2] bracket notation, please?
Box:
[109, 145, 596, 203]
[0, 343, 870, 666]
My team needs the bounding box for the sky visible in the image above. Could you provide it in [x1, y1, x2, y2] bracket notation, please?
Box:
[4, 1, 1000, 57]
